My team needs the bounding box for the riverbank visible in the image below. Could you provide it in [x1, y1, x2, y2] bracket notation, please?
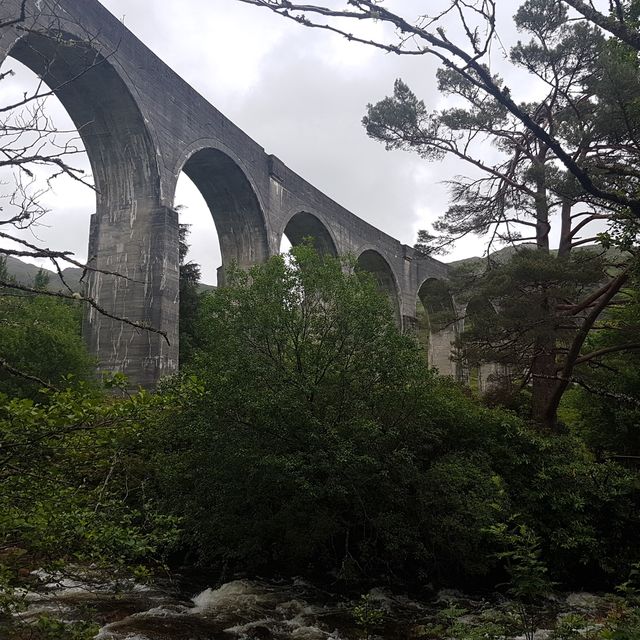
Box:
[3, 567, 639, 640]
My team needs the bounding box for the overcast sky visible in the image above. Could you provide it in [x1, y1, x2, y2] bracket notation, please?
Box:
[0, 0, 601, 284]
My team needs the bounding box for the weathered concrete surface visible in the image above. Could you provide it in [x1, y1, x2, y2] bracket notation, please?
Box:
[0, 0, 456, 386]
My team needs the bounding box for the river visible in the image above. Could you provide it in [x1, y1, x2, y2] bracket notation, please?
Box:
[7, 568, 616, 639]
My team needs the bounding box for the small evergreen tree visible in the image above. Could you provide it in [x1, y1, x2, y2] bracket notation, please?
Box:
[178, 224, 202, 366]
[33, 268, 50, 291]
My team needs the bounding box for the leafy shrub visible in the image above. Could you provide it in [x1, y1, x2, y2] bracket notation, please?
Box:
[444, 414, 640, 585]
[146, 246, 640, 587]
[0, 295, 94, 398]
[352, 594, 385, 638]
[0, 386, 179, 581]
[148, 246, 509, 582]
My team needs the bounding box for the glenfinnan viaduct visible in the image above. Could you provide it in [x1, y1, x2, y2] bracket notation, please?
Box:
[0, 0, 463, 388]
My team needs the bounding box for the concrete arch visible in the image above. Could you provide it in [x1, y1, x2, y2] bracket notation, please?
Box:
[7, 30, 161, 205]
[356, 249, 401, 325]
[281, 211, 338, 256]
[462, 295, 502, 393]
[417, 277, 456, 330]
[173, 145, 270, 275]
[171, 139, 268, 212]
[464, 296, 498, 327]
[416, 277, 458, 376]
[4, 29, 177, 385]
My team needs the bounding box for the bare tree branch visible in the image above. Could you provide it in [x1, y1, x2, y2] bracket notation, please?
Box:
[236, 0, 640, 215]
[0, 279, 170, 345]
[0, 355, 57, 390]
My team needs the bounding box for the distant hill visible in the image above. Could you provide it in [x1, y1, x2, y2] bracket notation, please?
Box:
[448, 242, 626, 268]
[3, 255, 85, 291]
[2, 255, 216, 293]
[447, 244, 532, 268]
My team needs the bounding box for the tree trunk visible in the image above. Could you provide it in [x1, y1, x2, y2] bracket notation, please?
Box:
[534, 152, 551, 253]
[557, 197, 573, 258]
[530, 152, 558, 429]
[543, 269, 630, 426]
[530, 305, 559, 431]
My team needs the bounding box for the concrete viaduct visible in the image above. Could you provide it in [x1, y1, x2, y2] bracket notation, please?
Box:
[0, 0, 466, 388]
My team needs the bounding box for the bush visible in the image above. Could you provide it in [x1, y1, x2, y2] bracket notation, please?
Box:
[146, 246, 640, 587]
[0, 294, 94, 398]
[148, 246, 509, 582]
[0, 385, 179, 581]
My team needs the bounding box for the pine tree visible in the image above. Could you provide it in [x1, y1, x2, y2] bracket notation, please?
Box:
[178, 224, 202, 366]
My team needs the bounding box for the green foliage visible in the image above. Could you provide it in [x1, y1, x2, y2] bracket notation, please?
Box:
[418, 604, 523, 640]
[352, 594, 385, 638]
[599, 605, 640, 640]
[0, 293, 94, 398]
[449, 248, 640, 428]
[487, 517, 552, 638]
[29, 616, 99, 640]
[144, 245, 640, 587]
[550, 605, 640, 640]
[0, 246, 637, 622]
[420, 453, 509, 577]
[0, 385, 180, 594]
[617, 563, 640, 603]
[33, 268, 50, 292]
[0, 382, 182, 637]
[565, 279, 640, 456]
[452, 248, 606, 375]
[178, 223, 203, 366]
[431, 401, 640, 584]
[551, 614, 596, 640]
[420, 595, 640, 640]
[149, 245, 509, 581]
[488, 425, 640, 583]
[488, 519, 552, 603]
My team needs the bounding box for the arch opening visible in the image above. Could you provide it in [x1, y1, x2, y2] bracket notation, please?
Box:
[416, 277, 458, 376]
[180, 148, 269, 279]
[8, 31, 160, 206]
[4, 29, 177, 386]
[462, 296, 501, 393]
[356, 249, 401, 325]
[0, 56, 93, 275]
[175, 172, 221, 287]
[281, 212, 337, 256]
